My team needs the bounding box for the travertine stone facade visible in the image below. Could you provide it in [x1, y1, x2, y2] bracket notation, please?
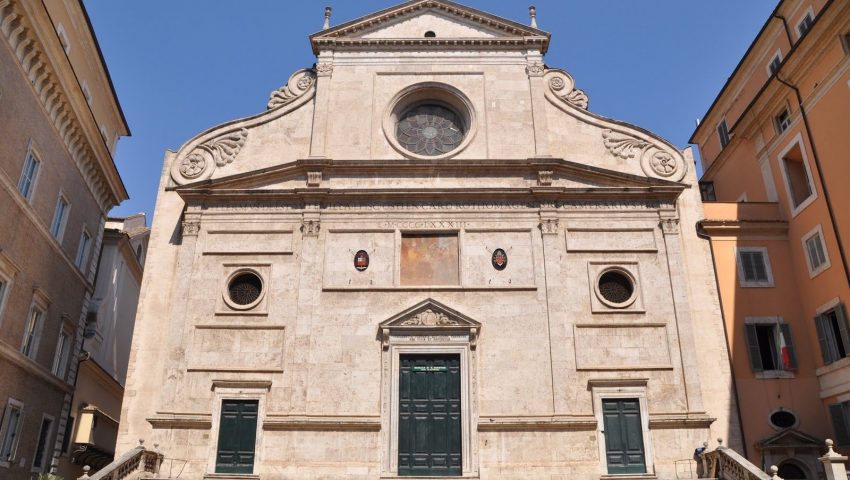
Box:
[120, 1, 740, 478]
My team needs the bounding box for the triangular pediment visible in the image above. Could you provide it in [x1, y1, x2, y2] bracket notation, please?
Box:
[757, 428, 822, 451]
[311, 0, 549, 54]
[380, 298, 481, 329]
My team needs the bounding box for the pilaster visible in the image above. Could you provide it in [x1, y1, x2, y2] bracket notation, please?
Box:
[659, 215, 705, 413]
[308, 53, 333, 158]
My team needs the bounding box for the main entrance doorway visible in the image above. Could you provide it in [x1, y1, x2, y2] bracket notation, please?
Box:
[398, 354, 462, 476]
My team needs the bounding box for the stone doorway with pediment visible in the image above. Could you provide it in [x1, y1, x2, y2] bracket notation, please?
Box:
[378, 299, 481, 478]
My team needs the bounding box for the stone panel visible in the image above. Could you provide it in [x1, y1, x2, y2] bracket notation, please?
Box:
[574, 325, 672, 370]
[462, 230, 534, 286]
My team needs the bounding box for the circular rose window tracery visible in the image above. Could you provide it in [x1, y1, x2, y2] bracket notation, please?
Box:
[395, 104, 465, 156]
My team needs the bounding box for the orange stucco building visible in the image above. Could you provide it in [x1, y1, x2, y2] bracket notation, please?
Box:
[693, 0, 850, 477]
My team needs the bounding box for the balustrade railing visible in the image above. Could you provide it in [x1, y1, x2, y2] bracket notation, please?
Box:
[78, 439, 162, 480]
[699, 438, 849, 480]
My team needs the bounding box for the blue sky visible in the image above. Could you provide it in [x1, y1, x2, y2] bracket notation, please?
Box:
[84, 1, 778, 220]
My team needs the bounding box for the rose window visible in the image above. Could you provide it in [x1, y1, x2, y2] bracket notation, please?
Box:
[396, 104, 465, 156]
[228, 272, 263, 306]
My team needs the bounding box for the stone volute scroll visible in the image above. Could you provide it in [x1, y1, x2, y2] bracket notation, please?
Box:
[544, 68, 589, 110]
[267, 68, 317, 110]
[170, 66, 318, 185]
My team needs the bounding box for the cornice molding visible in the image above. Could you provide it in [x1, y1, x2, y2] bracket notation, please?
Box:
[0, 0, 125, 211]
[263, 415, 381, 431]
[477, 415, 597, 432]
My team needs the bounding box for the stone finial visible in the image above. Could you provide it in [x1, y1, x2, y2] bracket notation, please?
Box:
[323, 6, 332, 30]
[769, 465, 782, 480]
[717, 438, 723, 447]
[529, 5, 538, 29]
[703, 441, 709, 448]
[139, 438, 145, 447]
[79, 465, 91, 480]
[820, 438, 850, 480]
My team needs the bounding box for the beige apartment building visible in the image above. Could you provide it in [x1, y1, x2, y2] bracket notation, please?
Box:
[115, 1, 742, 478]
[57, 214, 149, 480]
[0, 0, 129, 478]
[693, 0, 850, 477]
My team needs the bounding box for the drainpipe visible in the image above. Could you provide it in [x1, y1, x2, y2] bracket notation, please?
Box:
[696, 221, 749, 459]
[772, 13, 850, 288]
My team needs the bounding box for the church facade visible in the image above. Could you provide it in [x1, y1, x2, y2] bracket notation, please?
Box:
[118, 1, 741, 478]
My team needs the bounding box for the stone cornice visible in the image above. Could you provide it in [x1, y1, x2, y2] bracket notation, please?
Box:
[647, 413, 716, 429]
[312, 37, 549, 54]
[310, 0, 550, 54]
[263, 415, 381, 431]
[171, 157, 686, 194]
[477, 415, 597, 432]
[0, 0, 127, 211]
[698, 219, 789, 238]
[147, 412, 212, 430]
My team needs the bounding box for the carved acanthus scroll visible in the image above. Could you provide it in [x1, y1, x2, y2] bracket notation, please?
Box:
[602, 129, 685, 180]
[602, 130, 649, 160]
[178, 129, 248, 180]
[267, 68, 317, 110]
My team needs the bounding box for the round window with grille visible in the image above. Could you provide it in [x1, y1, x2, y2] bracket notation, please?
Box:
[769, 410, 798, 429]
[225, 271, 264, 310]
[596, 269, 637, 308]
[396, 104, 466, 157]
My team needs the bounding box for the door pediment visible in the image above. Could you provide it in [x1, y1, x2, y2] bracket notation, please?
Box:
[378, 298, 481, 350]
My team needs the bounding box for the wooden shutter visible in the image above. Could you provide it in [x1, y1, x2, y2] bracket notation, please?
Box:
[836, 304, 850, 359]
[777, 324, 797, 370]
[816, 314, 836, 364]
[740, 252, 756, 282]
[829, 404, 850, 446]
[744, 324, 763, 371]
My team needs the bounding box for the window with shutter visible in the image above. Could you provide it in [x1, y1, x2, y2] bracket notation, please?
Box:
[744, 319, 797, 373]
[806, 232, 826, 272]
[830, 403, 850, 446]
[816, 304, 850, 365]
[717, 120, 731, 148]
[737, 248, 773, 287]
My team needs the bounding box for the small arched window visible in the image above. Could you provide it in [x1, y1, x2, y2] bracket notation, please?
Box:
[424, 31, 436, 38]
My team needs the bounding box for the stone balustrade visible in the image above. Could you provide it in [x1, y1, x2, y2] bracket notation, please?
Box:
[77, 439, 162, 480]
[698, 438, 849, 480]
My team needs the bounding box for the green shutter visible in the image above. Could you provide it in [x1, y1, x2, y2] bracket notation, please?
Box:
[836, 304, 850, 359]
[777, 324, 797, 370]
[829, 404, 850, 446]
[816, 314, 837, 364]
[744, 324, 763, 371]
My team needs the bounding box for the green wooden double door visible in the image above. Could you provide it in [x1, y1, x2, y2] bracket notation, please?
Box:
[399, 354, 462, 476]
[215, 399, 258, 474]
[602, 398, 647, 475]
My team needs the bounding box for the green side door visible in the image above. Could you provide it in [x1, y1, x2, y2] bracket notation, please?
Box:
[399, 354, 461, 476]
[215, 399, 258, 474]
[602, 398, 647, 475]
